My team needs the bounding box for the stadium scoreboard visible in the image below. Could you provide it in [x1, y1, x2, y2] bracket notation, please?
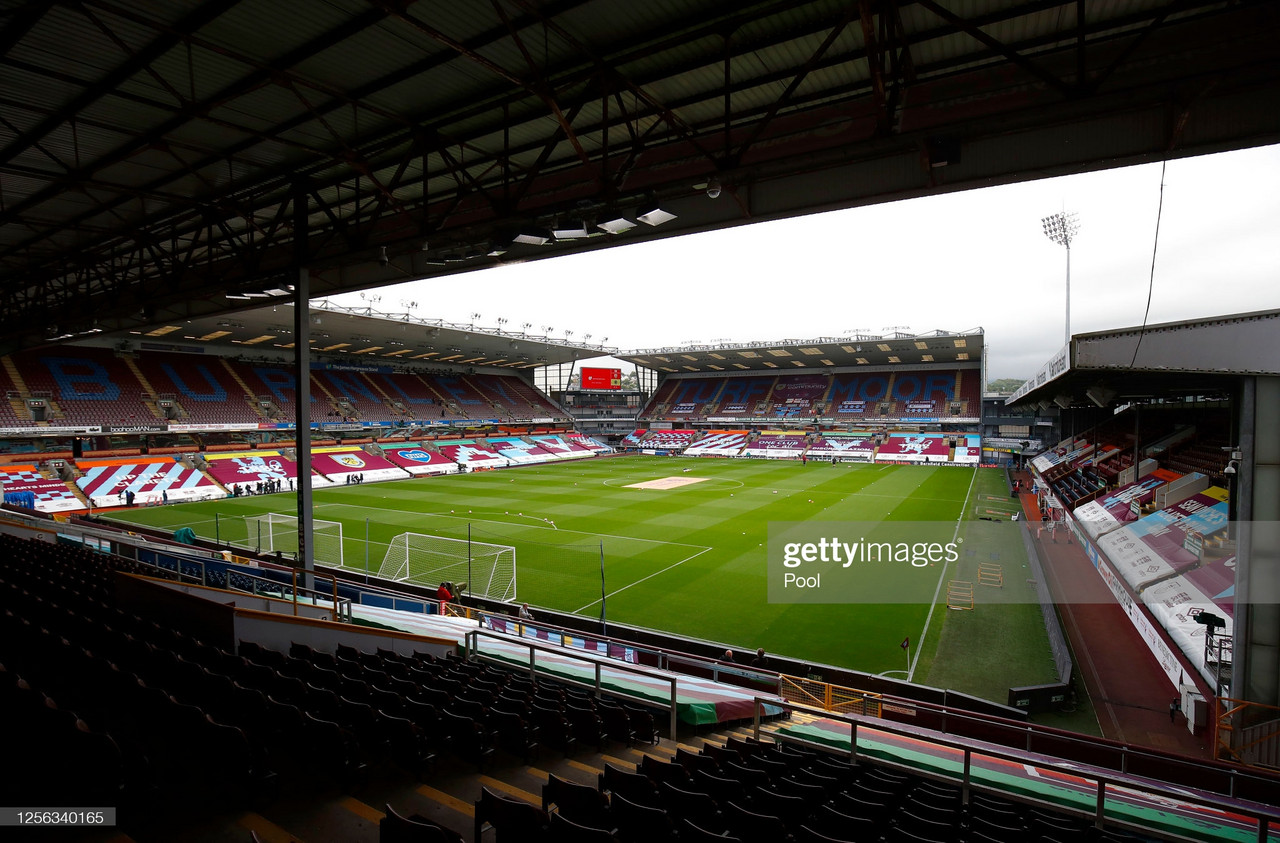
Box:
[582, 367, 622, 390]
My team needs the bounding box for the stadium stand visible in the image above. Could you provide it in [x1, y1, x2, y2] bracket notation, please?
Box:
[425, 373, 498, 421]
[0, 518, 1268, 843]
[436, 438, 506, 468]
[875, 432, 951, 463]
[379, 443, 460, 475]
[0, 464, 82, 512]
[235, 361, 318, 423]
[566, 432, 611, 453]
[768, 374, 829, 418]
[807, 434, 878, 461]
[76, 457, 221, 506]
[684, 431, 749, 457]
[17, 346, 159, 427]
[952, 434, 982, 464]
[311, 368, 399, 422]
[637, 430, 697, 452]
[203, 451, 299, 493]
[740, 432, 810, 458]
[637, 379, 686, 419]
[309, 447, 407, 483]
[705, 376, 774, 417]
[131, 355, 261, 424]
[0, 358, 30, 426]
[1143, 552, 1236, 686]
[368, 371, 443, 420]
[622, 429, 648, 448]
[489, 436, 558, 464]
[472, 373, 566, 420]
[531, 434, 595, 459]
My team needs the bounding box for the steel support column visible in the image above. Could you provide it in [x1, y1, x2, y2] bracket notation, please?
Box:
[292, 184, 315, 592]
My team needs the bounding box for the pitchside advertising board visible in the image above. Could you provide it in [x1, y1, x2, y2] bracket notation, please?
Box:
[581, 367, 621, 390]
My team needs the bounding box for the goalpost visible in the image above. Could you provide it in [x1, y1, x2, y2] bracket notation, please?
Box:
[377, 531, 516, 602]
[232, 513, 344, 567]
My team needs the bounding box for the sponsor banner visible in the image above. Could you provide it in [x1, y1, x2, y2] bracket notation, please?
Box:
[313, 361, 392, 373]
[169, 423, 255, 432]
[102, 423, 168, 434]
[0, 425, 103, 436]
[1008, 342, 1070, 404]
[772, 374, 828, 399]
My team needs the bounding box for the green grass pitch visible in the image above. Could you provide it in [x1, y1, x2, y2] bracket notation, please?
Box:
[105, 455, 1058, 693]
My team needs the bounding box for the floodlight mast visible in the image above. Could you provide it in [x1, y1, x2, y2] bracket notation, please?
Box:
[1041, 211, 1081, 346]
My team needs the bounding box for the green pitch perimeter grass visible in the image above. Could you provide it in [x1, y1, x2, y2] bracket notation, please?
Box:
[106, 456, 1056, 689]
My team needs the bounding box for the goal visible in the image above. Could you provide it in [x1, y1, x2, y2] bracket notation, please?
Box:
[377, 532, 516, 602]
[232, 513, 344, 567]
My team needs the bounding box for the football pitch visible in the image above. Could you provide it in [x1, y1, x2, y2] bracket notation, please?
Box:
[106, 455, 1054, 691]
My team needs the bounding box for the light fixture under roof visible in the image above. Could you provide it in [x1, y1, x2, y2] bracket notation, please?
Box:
[597, 217, 636, 235]
[637, 208, 676, 226]
[512, 228, 551, 246]
[552, 220, 591, 239]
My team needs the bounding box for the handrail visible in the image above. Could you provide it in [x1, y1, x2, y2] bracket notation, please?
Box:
[222, 565, 352, 622]
[751, 696, 1280, 843]
[464, 628, 679, 740]
[448, 603, 781, 691]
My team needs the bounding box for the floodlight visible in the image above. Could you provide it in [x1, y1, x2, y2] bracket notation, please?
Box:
[598, 217, 636, 234]
[512, 228, 551, 245]
[637, 208, 677, 226]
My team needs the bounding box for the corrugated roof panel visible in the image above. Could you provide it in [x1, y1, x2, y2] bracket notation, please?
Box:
[120, 44, 257, 106]
[74, 96, 182, 141]
[0, 60, 85, 117]
[196, 0, 360, 66]
[8, 5, 135, 82]
[208, 86, 317, 135]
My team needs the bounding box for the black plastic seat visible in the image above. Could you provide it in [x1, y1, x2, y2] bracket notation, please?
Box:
[549, 811, 617, 843]
[609, 792, 678, 843]
[474, 785, 550, 843]
[543, 772, 611, 829]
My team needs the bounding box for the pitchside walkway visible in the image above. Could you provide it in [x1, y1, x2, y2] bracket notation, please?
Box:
[1013, 471, 1209, 758]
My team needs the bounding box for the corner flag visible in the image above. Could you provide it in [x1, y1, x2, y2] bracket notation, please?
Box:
[900, 637, 910, 650]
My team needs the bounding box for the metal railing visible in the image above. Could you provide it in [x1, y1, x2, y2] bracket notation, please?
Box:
[464, 628, 679, 740]
[752, 696, 1280, 843]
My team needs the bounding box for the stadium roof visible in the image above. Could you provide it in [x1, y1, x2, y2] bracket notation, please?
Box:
[99, 299, 605, 369]
[2, 1, 1277, 354]
[617, 328, 982, 372]
[1006, 308, 1280, 409]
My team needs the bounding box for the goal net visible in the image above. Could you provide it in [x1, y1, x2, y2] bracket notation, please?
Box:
[377, 532, 516, 602]
[231, 513, 344, 567]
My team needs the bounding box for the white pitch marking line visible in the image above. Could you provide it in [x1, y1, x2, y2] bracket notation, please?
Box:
[570, 546, 713, 615]
[313, 501, 706, 549]
[908, 463, 979, 682]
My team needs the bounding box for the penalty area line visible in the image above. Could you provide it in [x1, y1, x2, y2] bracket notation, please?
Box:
[312, 501, 703, 549]
[570, 546, 713, 615]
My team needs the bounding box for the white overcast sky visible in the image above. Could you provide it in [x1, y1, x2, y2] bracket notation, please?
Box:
[332, 143, 1280, 381]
